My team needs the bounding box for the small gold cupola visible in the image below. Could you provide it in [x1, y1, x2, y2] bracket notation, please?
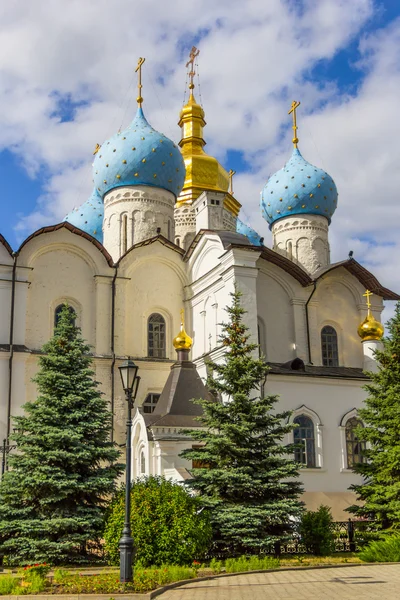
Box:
[176, 47, 241, 218]
[358, 289, 384, 342]
[173, 308, 193, 351]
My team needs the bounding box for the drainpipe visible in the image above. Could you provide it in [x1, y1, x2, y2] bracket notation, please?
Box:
[305, 281, 317, 365]
[110, 266, 118, 442]
[6, 253, 17, 463]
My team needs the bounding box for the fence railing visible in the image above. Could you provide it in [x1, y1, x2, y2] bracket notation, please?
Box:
[276, 519, 377, 554]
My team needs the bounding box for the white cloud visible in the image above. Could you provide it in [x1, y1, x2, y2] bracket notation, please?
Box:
[1, 0, 399, 324]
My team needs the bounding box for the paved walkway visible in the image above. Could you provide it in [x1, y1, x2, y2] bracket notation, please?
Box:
[160, 564, 400, 600]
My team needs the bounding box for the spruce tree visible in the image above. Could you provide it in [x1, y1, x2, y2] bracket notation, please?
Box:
[0, 305, 123, 565]
[181, 290, 303, 556]
[348, 302, 400, 527]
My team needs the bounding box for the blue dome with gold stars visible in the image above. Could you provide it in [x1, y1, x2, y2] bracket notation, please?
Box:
[236, 218, 262, 246]
[93, 107, 185, 198]
[260, 147, 338, 229]
[64, 188, 104, 243]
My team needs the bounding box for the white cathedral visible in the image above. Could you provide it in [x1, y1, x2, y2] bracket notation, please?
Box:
[0, 54, 397, 520]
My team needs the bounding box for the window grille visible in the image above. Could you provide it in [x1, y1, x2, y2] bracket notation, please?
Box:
[346, 417, 366, 468]
[142, 393, 160, 414]
[321, 325, 339, 366]
[148, 313, 166, 358]
[54, 304, 76, 329]
[294, 415, 316, 468]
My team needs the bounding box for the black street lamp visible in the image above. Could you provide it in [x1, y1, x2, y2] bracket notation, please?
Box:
[118, 358, 140, 583]
[0, 438, 16, 476]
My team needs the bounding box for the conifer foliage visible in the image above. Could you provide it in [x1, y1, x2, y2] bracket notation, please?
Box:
[0, 305, 123, 565]
[181, 290, 303, 556]
[349, 302, 400, 527]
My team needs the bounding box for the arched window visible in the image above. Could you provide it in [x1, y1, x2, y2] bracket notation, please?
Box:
[140, 450, 146, 474]
[148, 313, 166, 358]
[257, 317, 266, 357]
[346, 417, 365, 468]
[287, 240, 293, 260]
[54, 304, 76, 329]
[121, 214, 128, 255]
[321, 325, 339, 367]
[293, 415, 316, 468]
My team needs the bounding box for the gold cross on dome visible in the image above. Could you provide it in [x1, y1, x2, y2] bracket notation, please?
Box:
[186, 46, 200, 90]
[180, 308, 185, 327]
[288, 100, 301, 148]
[363, 289, 373, 311]
[135, 57, 146, 107]
[228, 169, 236, 194]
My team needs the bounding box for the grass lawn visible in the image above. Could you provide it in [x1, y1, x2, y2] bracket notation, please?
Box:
[0, 554, 367, 595]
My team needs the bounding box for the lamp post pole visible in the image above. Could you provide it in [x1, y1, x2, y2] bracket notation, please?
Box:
[118, 359, 140, 584]
[119, 388, 134, 582]
[0, 438, 16, 476]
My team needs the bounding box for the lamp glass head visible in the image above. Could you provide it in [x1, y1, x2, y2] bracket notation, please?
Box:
[119, 359, 139, 393]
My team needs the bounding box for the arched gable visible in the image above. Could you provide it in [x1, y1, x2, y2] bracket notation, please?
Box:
[18, 222, 114, 272]
[339, 407, 360, 427]
[0, 234, 13, 260]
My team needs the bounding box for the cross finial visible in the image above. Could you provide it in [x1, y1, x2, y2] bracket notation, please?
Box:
[288, 100, 301, 148]
[186, 46, 200, 91]
[180, 308, 185, 327]
[135, 57, 146, 107]
[363, 289, 373, 313]
[228, 169, 236, 195]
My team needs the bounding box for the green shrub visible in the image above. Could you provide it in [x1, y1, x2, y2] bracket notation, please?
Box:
[299, 505, 335, 556]
[104, 476, 212, 567]
[359, 534, 400, 562]
[0, 576, 17, 595]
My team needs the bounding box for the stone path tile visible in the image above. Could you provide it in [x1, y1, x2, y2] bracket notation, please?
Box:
[160, 564, 400, 600]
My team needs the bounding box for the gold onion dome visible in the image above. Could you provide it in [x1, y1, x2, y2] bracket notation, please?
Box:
[176, 92, 240, 217]
[177, 92, 229, 202]
[173, 310, 193, 350]
[358, 313, 384, 342]
[357, 290, 384, 341]
[177, 46, 240, 216]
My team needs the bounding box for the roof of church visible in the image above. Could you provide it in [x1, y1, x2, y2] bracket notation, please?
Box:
[313, 259, 400, 300]
[115, 233, 184, 264]
[184, 230, 399, 300]
[143, 353, 213, 429]
[267, 362, 368, 379]
[260, 146, 338, 229]
[236, 219, 262, 245]
[0, 234, 13, 256]
[93, 107, 185, 199]
[64, 188, 104, 243]
[17, 222, 114, 266]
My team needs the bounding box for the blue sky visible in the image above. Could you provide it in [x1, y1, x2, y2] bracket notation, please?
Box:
[0, 0, 400, 321]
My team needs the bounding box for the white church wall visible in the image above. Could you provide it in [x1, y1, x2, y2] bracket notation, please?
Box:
[116, 242, 187, 360]
[266, 374, 365, 495]
[256, 265, 298, 363]
[0, 357, 9, 441]
[103, 186, 176, 261]
[312, 274, 366, 367]
[0, 277, 12, 344]
[18, 230, 112, 351]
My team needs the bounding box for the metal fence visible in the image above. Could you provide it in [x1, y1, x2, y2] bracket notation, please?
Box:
[276, 520, 377, 554]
